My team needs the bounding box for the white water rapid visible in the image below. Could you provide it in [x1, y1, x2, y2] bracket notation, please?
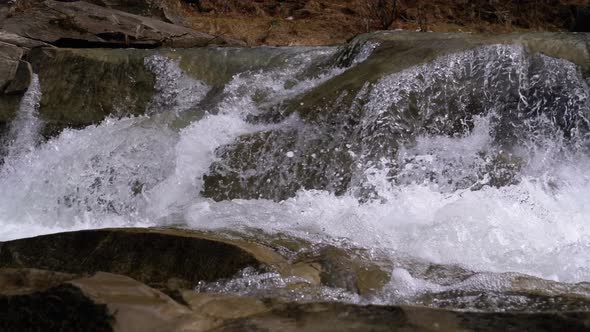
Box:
[1, 43, 589, 306]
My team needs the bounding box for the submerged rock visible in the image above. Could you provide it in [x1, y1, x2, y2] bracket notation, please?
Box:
[203, 127, 356, 201]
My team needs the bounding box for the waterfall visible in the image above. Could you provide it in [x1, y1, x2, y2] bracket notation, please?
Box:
[3, 74, 42, 161]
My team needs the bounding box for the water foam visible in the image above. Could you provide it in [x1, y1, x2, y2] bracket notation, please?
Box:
[0, 44, 589, 297]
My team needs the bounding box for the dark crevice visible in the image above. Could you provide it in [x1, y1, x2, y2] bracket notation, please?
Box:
[0, 284, 114, 332]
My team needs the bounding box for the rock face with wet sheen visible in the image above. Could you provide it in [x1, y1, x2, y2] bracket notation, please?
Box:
[201, 32, 590, 202]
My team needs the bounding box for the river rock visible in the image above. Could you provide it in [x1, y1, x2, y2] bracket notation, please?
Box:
[0, 31, 52, 49]
[4, 60, 32, 95]
[202, 127, 356, 202]
[71, 272, 194, 332]
[0, 228, 332, 290]
[202, 32, 590, 202]
[0, 228, 265, 290]
[1, 0, 243, 48]
[2, 268, 590, 332]
[0, 49, 22, 141]
[0, 41, 23, 92]
[27, 47, 156, 136]
[0, 268, 79, 295]
[0, 95, 20, 137]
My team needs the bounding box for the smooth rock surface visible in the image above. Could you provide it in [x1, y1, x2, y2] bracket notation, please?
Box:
[71, 272, 193, 332]
[4, 60, 32, 94]
[0, 40, 23, 92]
[28, 47, 155, 136]
[0, 30, 52, 49]
[0, 228, 263, 289]
[1, 0, 243, 48]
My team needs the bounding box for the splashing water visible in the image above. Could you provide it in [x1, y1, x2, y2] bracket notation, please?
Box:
[1, 43, 590, 308]
[144, 55, 211, 115]
[2, 74, 42, 161]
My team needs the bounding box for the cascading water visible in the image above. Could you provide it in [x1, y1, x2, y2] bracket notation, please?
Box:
[2, 74, 42, 161]
[1, 40, 589, 310]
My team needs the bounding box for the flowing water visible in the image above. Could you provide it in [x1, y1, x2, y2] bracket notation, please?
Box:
[1, 40, 589, 310]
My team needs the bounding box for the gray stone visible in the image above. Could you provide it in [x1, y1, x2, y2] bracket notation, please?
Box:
[5, 60, 32, 95]
[0, 30, 53, 49]
[0, 41, 23, 92]
[1, 0, 245, 48]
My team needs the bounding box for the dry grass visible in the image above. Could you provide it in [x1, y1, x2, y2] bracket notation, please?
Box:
[6, 0, 587, 45]
[171, 0, 587, 45]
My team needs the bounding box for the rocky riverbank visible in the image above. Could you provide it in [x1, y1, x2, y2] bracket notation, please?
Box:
[2, 228, 590, 331]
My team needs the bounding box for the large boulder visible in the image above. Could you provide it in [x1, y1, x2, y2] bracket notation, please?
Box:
[0, 228, 265, 290]
[4, 60, 33, 94]
[1, 0, 244, 48]
[27, 47, 156, 136]
[202, 32, 590, 202]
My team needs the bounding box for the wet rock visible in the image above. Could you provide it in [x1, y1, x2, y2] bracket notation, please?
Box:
[1, 0, 243, 48]
[182, 292, 270, 320]
[292, 32, 590, 123]
[4, 60, 32, 95]
[203, 32, 590, 202]
[27, 47, 155, 135]
[0, 228, 264, 290]
[295, 246, 390, 295]
[1, 250, 590, 331]
[4, 274, 590, 332]
[0, 40, 27, 136]
[203, 127, 356, 202]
